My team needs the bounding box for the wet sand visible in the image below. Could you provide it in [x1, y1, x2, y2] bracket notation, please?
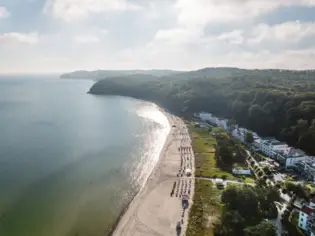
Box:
[112, 113, 195, 236]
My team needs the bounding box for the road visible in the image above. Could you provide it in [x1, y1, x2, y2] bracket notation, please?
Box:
[180, 176, 256, 187]
[269, 202, 286, 236]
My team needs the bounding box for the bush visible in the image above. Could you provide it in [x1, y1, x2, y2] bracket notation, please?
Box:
[222, 175, 227, 180]
[267, 204, 278, 219]
[285, 181, 308, 200]
[257, 178, 266, 186]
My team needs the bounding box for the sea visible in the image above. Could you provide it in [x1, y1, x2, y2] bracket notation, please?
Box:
[0, 75, 170, 236]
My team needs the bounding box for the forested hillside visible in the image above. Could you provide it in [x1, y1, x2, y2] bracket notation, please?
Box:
[89, 68, 315, 155]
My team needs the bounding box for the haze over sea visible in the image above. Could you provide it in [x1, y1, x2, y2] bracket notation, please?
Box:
[0, 76, 170, 236]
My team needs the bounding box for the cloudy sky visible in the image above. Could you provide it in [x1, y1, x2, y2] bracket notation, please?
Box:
[0, 0, 315, 73]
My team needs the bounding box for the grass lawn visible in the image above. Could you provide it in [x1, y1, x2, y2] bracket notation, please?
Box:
[190, 126, 212, 138]
[186, 180, 222, 236]
[243, 177, 256, 184]
[189, 124, 254, 184]
[192, 138, 215, 153]
[195, 153, 236, 180]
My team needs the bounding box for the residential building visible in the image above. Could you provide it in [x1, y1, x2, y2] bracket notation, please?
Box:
[256, 138, 288, 158]
[195, 111, 311, 169]
[296, 159, 315, 182]
[252, 137, 262, 150]
[231, 127, 246, 143]
[194, 122, 210, 129]
[298, 199, 315, 235]
[197, 112, 213, 122]
[275, 147, 309, 168]
[196, 112, 229, 131]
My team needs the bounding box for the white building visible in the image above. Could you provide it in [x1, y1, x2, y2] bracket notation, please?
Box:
[296, 159, 315, 182]
[195, 112, 311, 169]
[256, 138, 288, 158]
[275, 147, 309, 168]
[231, 127, 246, 143]
[196, 112, 229, 131]
[197, 112, 213, 122]
[298, 199, 315, 235]
[232, 168, 251, 175]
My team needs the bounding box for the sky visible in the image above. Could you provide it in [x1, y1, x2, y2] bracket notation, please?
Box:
[1, 0, 315, 73]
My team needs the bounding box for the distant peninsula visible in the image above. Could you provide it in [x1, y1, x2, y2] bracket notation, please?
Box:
[60, 69, 181, 80]
[63, 67, 315, 156]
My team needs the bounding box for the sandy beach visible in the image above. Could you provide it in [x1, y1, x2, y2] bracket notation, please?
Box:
[112, 112, 195, 236]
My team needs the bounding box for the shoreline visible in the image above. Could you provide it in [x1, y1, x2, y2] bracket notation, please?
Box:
[111, 107, 195, 236]
[107, 108, 172, 236]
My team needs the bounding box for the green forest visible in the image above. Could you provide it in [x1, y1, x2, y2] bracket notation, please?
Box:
[86, 67, 315, 155]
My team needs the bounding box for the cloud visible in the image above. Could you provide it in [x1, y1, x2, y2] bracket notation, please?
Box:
[0, 32, 39, 44]
[0, 6, 10, 19]
[175, 0, 315, 27]
[74, 34, 100, 43]
[223, 48, 315, 70]
[146, 0, 315, 62]
[2, 0, 315, 73]
[249, 21, 315, 44]
[217, 30, 244, 45]
[152, 27, 202, 45]
[43, 0, 142, 21]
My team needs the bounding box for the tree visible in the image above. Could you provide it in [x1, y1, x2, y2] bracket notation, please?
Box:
[285, 182, 308, 200]
[244, 221, 277, 236]
[217, 145, 234, 167]
[89, 68, 315, 155]
[297, 131, 315, 154]
[221, 186, 260, 220]
[245, 131, 254, 144]
[215, 210, 246, 236]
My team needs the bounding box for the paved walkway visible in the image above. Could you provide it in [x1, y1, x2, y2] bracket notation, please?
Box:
[180, 176, 256, 187]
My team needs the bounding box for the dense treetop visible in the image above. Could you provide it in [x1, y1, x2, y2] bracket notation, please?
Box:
[86, 67, 315, 155]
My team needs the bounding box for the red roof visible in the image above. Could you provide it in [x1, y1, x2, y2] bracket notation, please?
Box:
[301, 205, 315, 215]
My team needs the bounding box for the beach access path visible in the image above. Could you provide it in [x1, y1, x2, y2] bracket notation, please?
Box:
[112, 114, 195, 236]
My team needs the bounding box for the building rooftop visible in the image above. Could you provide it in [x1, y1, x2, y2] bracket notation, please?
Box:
[261, 138, 287, 147]
[297, 158, 315, 167]
[301, 205, 315, 216]
[254, 137, 261, 142]
[278, 147, 306, 158]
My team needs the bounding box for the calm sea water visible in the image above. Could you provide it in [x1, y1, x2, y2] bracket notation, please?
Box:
[0, 76, 170, 236]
